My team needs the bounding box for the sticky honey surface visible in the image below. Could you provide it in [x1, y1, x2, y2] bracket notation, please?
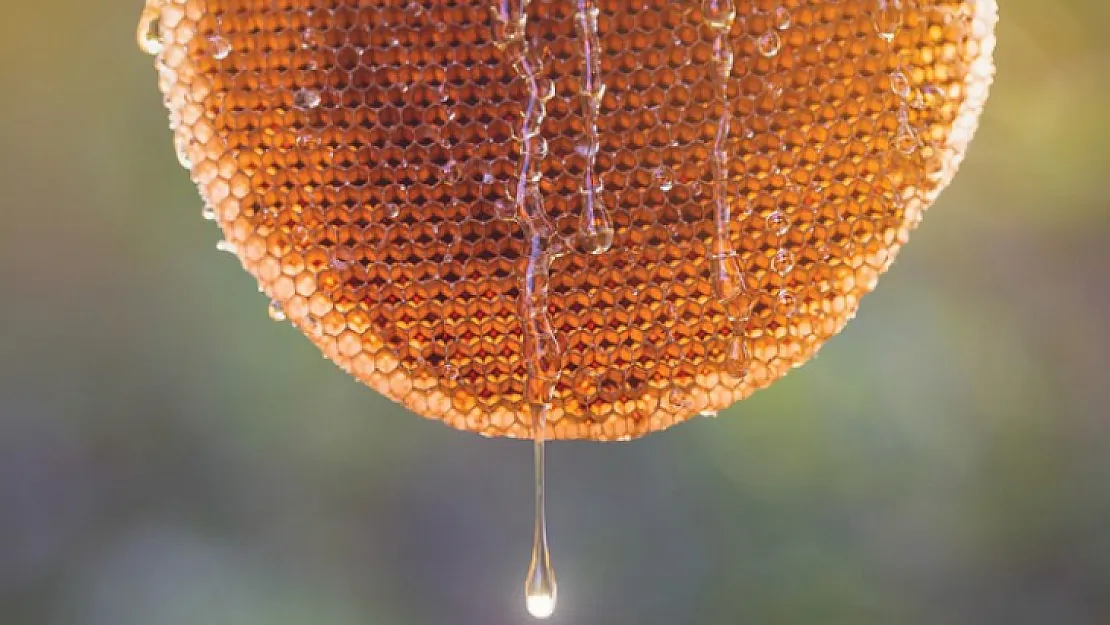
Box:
[144, 0, 996, 440]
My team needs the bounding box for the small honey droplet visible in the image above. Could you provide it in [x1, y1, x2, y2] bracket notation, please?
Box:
[208, 35, 232, 60]
[653, 167, 675, 191]
[136, 4, 164, 56]
[268, 300, 286, 321]
[774, 7, 792, 30]
[767, 210, 790, 236]
[895, 123, 920, 155]
[872, 0, 903, 41]
[726, 335, 752, 378]
[294, 88, 321, 110]
[300, 28, 323, 50]
[757, 31, 782, 58]
[173, 135, 192, 169]
[890, 70, 912, 100]
[776, 290, 798, 316]
[711, 253, 745, 301]
[702, 0, 737, 31]
[579, 199, 614, 254]
[579, 225, 614, 254]
[493, 199, 514, 219]
[922, 83, 947, 106]
[668, 387, 694, 409]
[771, 249, 796, 274]
[301, 315, 322, 336]
[441, 161, 462, 184]
[442, 363, 459, 382]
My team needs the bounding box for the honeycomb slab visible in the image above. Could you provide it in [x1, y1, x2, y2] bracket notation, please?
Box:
[143, 0, 997, 440]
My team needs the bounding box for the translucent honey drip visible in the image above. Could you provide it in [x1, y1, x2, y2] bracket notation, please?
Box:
[493, 5, 561, 616]
[702, 1, 750, 377]
[761, 7, 798, 322]
[524, 403, 557, 619]
[491, 0, 562, 403]
[574, 0, 613, 255]
[874, 1, 916, 155]
[703, 0, 742, 301]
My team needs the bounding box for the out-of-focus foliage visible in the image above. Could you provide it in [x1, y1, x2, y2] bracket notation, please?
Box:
[1, 2, 1108, 624]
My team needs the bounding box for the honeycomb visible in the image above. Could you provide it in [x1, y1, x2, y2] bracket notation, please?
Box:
[140, 0, 997, 440]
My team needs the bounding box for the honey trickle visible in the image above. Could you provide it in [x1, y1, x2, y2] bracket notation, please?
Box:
[524, 403, 557, 619]
[493, 5, 562, 614]
[573, 0, 613, 255]
[704, 0, 743, 303]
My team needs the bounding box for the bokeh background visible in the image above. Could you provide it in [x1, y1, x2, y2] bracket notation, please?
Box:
[2, 2, 1108, 624]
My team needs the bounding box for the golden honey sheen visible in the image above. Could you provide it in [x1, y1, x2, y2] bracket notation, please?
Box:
[140, 0, 998, 441]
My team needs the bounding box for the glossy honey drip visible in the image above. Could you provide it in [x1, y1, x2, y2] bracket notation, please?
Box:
[573, 0, 614, 255]
[491, 0, 562, 407]
[705, 0, 741, 301]
[701, 1, 752, 377]
[491, 2, 561, 616]
[524, 403, 557, 618]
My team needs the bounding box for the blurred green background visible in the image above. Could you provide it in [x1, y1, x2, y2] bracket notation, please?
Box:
[2, 2, 1109, 624]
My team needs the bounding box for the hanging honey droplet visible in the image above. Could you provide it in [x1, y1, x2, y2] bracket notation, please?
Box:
[207, 35, 232, 61]
[704, 1, 740, 302]
[573, 0, 613, 257]
[136, 2, 164, 56]
[578, 194, 614, 254]
[524, 403, 557, 619]
[702, 0, 737, 31]
[773, 6, 792, 31]
[872, 0, 904, 41]
[710, 252, 745, 301]
[652, 167, 675, 192]
[757, 30, 781, 57]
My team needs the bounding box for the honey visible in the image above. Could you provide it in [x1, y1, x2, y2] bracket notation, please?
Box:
[140, 0, 997, 441]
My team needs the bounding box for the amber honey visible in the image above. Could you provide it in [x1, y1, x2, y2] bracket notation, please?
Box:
[141, 0, 997, 441]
